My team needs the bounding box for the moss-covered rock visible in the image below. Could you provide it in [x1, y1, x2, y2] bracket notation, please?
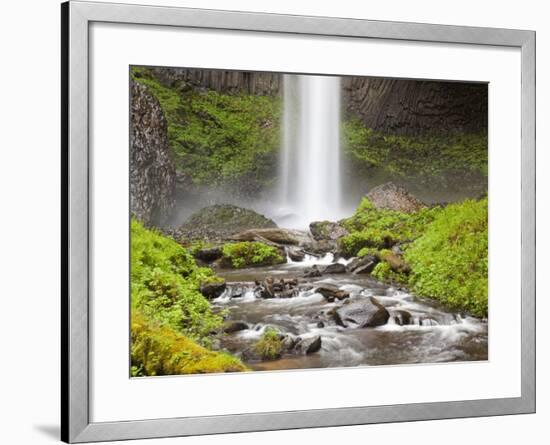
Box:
[176, 204, 277, 240]
[253, 328, 283, 360]
[309, 220, 349, 241]
[131, 312, 248, 376]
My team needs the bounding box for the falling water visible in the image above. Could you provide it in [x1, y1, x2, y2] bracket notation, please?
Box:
[278, 75, 343, 228]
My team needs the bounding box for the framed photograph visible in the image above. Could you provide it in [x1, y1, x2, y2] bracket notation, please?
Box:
[62, 1, 535, 442]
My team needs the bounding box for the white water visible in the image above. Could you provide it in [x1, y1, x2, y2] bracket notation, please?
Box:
[278, 75, 344, 228]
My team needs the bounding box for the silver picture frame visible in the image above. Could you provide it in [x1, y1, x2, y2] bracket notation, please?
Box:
[61, 1, 536, 442]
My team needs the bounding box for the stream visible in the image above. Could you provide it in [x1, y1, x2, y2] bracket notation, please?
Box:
[213, 254, 488, 371]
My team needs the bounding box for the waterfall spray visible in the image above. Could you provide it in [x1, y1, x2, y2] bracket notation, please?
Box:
[279, 74, 343, 228]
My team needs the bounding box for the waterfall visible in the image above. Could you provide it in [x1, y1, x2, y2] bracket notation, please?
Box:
[278, 74, 343, 229]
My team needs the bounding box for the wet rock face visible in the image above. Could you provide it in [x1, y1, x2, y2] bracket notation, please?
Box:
[130, 81, 176, 225]
[366, 182, 426, 214]
[309, 221, 349, 241]
[334, 297, 390, 328]
[149, 67, 282, 96]
[342, 77, 488, 137]
[199, 280, 227, 300]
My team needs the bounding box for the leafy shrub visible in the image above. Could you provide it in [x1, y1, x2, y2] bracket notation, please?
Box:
[221, 242, 285, 268]
[254, 328, 283, 360]
[131, 311, 248, 375]
[405, 198, 488, 317]
[131, 218, 223, 345]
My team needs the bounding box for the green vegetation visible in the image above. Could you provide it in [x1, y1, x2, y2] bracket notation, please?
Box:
[131, 312, 248, 376]
[338, 197, 441, 257]
[221, 242, 285, 268]
[131, 218, 222, 343]
[131, 67, 281, 193]
[343, 117, 488, 181]
[130, 219, 247, 375]
[405, 198, 488, 317]
[254, 328, 283, 360]
[341, 197, 488, 317]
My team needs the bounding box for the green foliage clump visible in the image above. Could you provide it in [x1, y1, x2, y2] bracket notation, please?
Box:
[405, 198, 488, 317]
[221, 242, 285, 268]
[371, 261, 402, 283]
[131, 67, 281, 192]
[343, 117, 488, 179]
[254, 328, 283, 360]
[338, 197, 441, 257]
[131, 311, 248, 376]
[131, 218, 222, 345]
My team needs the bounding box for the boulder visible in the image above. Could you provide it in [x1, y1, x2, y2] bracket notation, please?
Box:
[393, 310, 412, 326]
[334, 297, 390, 328]
[366, 182, 426, 214]
[199, 280, 226, 300]
[305, 239, 337, 255]
[175, 204, 277, 240]
[303, 265, 323, 278]
[316, 285, 350, 302]
[287, 246, 306, 262]
[323, 263, 347, 274]
[222, 321, 249, 333]
[295, 336, 322, 354]
[193, 246, 223, 262]
[257, 277, 300, 299]
[281, 334, 298, 351]
[347, 255, 379, 274]
[229, 228, 301, 245]
[309, 221, 349, 241]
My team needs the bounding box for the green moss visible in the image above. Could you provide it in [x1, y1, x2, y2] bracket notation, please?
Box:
[221, 242, 285, 268]
[131, 311, 248, 376]
[338, 197, 441, 257]
[131, 218, 222, 345]
[405, 198, 488, 317]
[357, 247, 380, 258]
[343, 197, 488, 317]
[343, 117, 488, 180]
[254, 328, 283, 360]
[131, 67, 281, 192]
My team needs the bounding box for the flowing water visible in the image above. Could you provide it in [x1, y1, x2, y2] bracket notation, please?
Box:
[277, 75, 344, 228]
[214, 257, 488, 371]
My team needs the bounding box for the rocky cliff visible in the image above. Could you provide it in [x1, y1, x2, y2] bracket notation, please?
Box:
[130, 81, 176, 225]
[148, 67, 282, 96]
[141, 66, 487, 137]
[342, 77, 487, 136]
